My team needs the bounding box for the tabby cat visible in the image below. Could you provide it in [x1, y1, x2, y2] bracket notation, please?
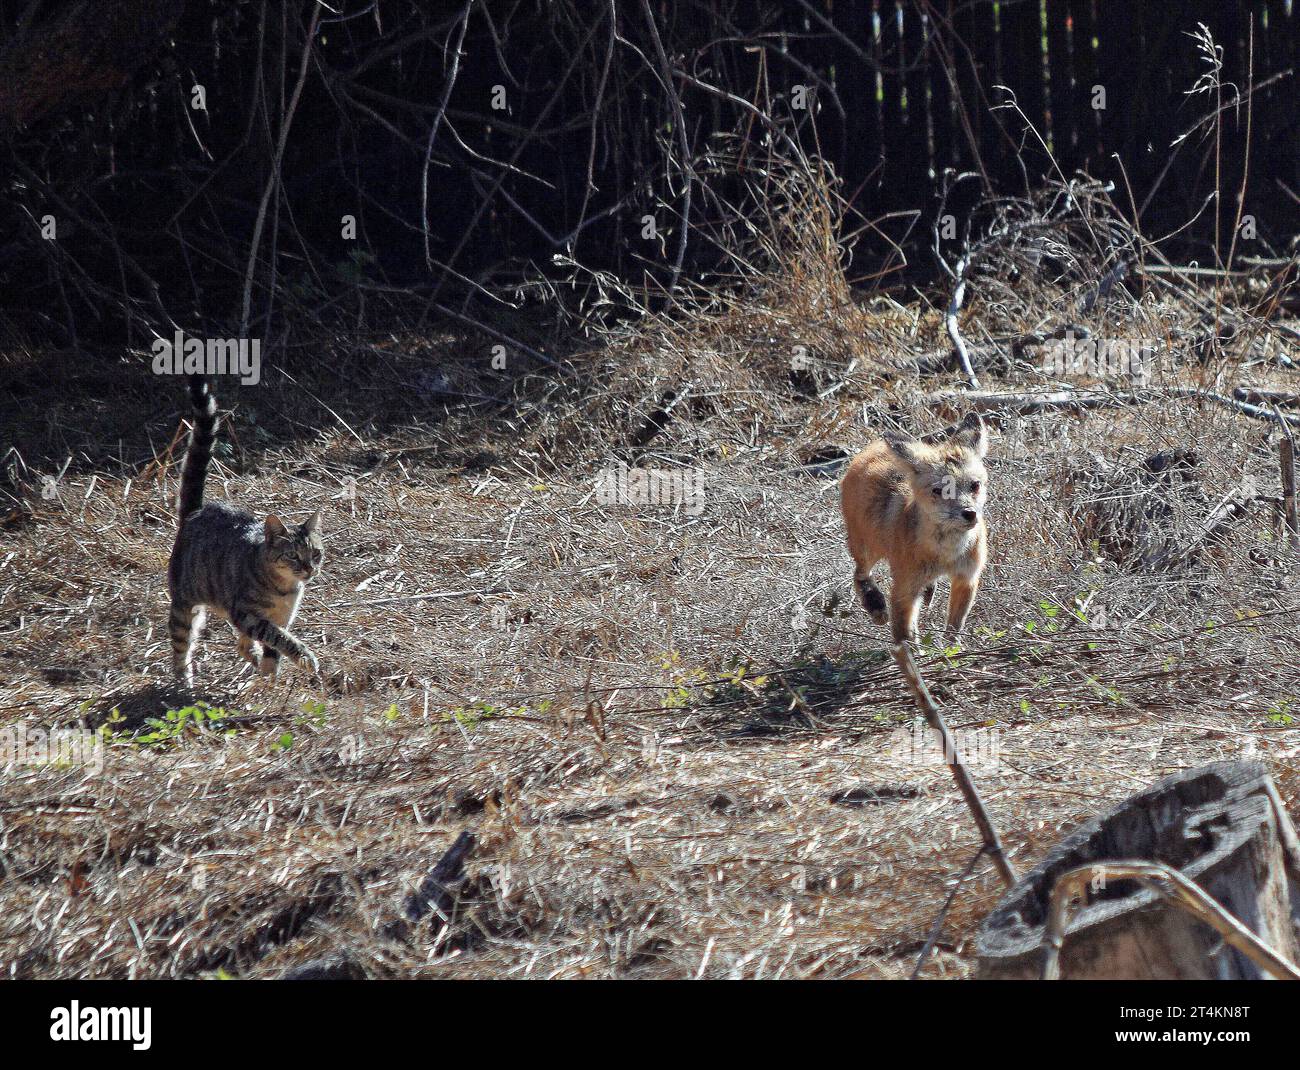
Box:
[168, 375, 323, 685]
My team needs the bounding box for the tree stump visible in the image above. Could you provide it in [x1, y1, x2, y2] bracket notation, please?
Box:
[977, 761, 1300, 979]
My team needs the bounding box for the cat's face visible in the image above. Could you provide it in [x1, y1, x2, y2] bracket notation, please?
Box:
[264, 509, 324, 581]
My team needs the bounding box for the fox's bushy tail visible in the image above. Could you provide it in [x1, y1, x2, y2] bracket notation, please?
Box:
[177, 375, 218, 522]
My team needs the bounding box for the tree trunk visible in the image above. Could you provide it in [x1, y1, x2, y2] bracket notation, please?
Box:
[977, 761, 1300, 979]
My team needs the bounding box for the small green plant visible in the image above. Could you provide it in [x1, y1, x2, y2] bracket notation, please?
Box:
[300, 699, 328, 727]
[658, 649, 709, 710]
[97, 707, 126, 740]
[1266, 699, 1294, 726]
[443, 700, 527, 727]
[122, 702, 232, 747]
[1084, 676, 1124, 705]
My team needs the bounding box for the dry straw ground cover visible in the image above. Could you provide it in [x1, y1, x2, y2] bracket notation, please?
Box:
[2, 155, 1299, 978]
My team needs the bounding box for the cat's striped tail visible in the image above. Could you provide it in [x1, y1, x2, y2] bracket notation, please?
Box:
[177, 375, 218, 522]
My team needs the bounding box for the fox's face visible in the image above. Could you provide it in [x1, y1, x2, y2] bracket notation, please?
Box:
[888, 419, 988, 532]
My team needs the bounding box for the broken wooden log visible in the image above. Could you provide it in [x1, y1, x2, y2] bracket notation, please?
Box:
[402, 829, 476, 931]
[927, 386, 1300, 429]
[1234, 386, 1300, 408]
[1281, 433, 1299, 551]
[377, 828, 477, 945]
[1042, 860, 1300, 981]
[977, 761, 1300, 979]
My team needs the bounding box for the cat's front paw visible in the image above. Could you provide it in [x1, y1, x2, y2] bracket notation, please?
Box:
[295, 648, 320, 674]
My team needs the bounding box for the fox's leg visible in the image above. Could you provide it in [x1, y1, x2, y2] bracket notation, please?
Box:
[921, 583, 937, 618]
[852, 556, 888, 626]
[945, 574, 981, 642]
[889, 575, 927, 645]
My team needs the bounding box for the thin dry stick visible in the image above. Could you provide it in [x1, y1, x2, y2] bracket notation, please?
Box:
[639, 0, 692, 305]
[1042, 860, 1300, 981]
[428, 301, 578, 378]
[240, 4, 322, 338]
[945, 254, 980, 390]
[909, 844, 987, 980]
[890, 642, 1017, 889]
[1282, 438, 1299, 549]
[421, 0, 474, 272]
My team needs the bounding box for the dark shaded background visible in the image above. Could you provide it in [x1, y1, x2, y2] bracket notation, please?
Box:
[0, 0, 1294, 352]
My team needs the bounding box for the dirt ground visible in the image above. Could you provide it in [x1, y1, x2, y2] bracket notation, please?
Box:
[2, 296, 1299, 978]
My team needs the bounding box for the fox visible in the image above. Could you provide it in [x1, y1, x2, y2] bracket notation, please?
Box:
[839, 414, 989, 646]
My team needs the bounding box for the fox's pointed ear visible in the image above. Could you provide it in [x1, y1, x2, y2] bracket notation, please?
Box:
[949, 413, 988, 458]
[885, 435, 925, 470]
[265, 514, 288, 540]
[303, 506, 323, 534]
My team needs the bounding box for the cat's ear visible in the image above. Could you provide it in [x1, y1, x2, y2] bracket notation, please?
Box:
[265, 515, 288, 540]
[303, 506, 323, 534]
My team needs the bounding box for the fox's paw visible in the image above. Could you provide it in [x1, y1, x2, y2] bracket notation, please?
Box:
[857, 579, 888, 625]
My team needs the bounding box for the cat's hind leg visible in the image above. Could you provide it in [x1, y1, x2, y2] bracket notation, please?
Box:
[236, 632, 262, 667]
[170, 603, 205, 685]
[257, 648, 281, 676]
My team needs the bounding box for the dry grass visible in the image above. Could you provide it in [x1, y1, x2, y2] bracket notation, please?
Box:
[2, 157, 1299, 979]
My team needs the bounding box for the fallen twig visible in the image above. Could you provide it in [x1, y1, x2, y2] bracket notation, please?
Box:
[909, 845, 987, 980]
[890, 642, 1017, 889]
[927, 386, 1300, 428]
[945, 254, 980, 390]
